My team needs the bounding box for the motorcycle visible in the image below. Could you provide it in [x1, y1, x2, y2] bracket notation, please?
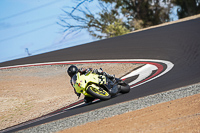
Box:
[71, 70, 130, 101]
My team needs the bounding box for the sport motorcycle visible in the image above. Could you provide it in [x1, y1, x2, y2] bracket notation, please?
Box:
[71, 70, 130, 101]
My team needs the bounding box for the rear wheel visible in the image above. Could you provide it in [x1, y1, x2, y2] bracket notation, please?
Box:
[119, 84, 130, 93]
[117, 80, 130, 94]
[86, 85, 111, 100]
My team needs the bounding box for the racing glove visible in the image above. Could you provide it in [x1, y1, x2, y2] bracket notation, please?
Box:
[79, 68, 92, 75]
[92, 68, 103, 75]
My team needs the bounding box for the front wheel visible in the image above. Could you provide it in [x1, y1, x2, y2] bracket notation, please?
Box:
[86, 85, 111, 100]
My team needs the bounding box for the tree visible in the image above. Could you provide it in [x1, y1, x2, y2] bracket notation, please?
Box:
[102, 0, 172, 30]
[105, 19, 130, 38]
[172, 0, 200, 19]
[58, 0, 129, 39]
[58, 0, 199, 39]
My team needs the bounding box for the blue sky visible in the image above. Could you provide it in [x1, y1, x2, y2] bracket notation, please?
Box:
[0, 0, 98, 63]
[0, 0, 179, 63]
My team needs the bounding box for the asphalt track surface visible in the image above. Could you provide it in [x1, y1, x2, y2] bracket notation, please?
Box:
[1, 17, 200, 132]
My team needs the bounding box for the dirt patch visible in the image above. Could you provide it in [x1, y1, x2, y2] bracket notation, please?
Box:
[59, 93, 200, 133]
[0, 63, 141, 130]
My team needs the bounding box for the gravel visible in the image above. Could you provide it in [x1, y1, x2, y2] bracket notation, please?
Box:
[17, 82, 200, 133]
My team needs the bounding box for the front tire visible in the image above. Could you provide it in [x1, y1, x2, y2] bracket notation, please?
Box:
[86, 85, 111, 100]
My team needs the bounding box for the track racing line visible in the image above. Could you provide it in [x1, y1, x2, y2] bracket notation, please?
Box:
[0, 59, 174, 133]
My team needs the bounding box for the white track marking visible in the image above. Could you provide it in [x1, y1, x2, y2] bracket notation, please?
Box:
[0, 59, 174, 133]
[0, 59, 173, 69]
[121, 64, 158, 86]
[63, 102, 85, 111]
[0, 59, 174, 89]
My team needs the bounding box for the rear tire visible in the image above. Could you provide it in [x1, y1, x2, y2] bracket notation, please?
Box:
[117, 80, 130, 94]
[86, 86, 111, 100]
[119, 84, 130, 93]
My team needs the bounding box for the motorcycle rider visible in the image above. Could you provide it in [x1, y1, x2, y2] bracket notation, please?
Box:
[67, 65, 115, 103]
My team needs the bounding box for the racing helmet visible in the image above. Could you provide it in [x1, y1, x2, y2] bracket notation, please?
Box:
[67, 65, 78, 78]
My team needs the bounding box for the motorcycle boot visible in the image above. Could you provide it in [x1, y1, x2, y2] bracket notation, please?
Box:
[108, 84, 121, 97]
[105, 72, 115, 83]
[107, 78, 121, 97]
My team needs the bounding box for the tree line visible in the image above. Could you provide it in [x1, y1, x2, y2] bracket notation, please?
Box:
[58, 0, 200, 39]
